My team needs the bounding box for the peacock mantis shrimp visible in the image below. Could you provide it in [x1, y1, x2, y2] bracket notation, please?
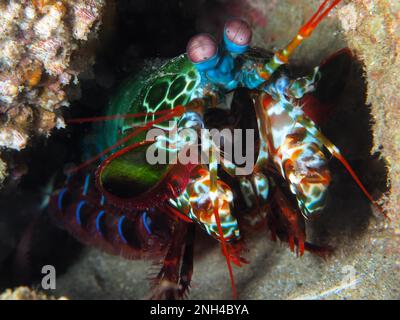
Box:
[49, 0, 384, 299]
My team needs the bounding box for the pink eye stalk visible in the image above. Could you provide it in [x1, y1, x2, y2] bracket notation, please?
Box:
[186, 33, 218, 64]
[224, 19, 252, 46]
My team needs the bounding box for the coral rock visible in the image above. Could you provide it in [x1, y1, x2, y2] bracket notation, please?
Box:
[338, 0, 400, 224]
[0, 286, 67, 300]
[0, 0, 106, 186]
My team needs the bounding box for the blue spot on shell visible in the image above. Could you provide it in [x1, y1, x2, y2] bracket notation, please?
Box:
[142, 212, 152, 235]
[76, 200, 86, 226]
[95, 210, 105, 235]
[58, 188, 68, 210]
[82, 174, 90, 196]
[118, 215, 128, 243]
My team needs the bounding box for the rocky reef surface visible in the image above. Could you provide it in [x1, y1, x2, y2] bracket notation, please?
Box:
[0, 0, 106, 182]
[338, 0, 400, 242]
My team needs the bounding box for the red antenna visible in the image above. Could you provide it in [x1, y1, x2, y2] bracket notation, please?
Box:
[65, 108, 176, 124]
[65, 106, 185, 175]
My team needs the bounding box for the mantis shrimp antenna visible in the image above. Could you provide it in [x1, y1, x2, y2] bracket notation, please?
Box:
[65, 108, 176, 124]
[261, 0, 343, 80]
[66, 105, 186, 174]
[295, 115, 387, 218]
[317, 132, 387, 218]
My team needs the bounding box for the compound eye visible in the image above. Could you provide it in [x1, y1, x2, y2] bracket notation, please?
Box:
[186, 34, 218, 64]
[224, 19, 252, 46]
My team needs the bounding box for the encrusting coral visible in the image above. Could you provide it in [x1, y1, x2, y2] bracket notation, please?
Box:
[0, 0, 106, 184]
[0, 286, 67, 300]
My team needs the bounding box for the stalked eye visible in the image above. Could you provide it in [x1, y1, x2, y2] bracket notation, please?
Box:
[186, 33, 218, 64]
[224, 18, 252, 46]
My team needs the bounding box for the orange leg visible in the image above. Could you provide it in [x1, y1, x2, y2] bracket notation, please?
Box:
[261, 0, 343, 80]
